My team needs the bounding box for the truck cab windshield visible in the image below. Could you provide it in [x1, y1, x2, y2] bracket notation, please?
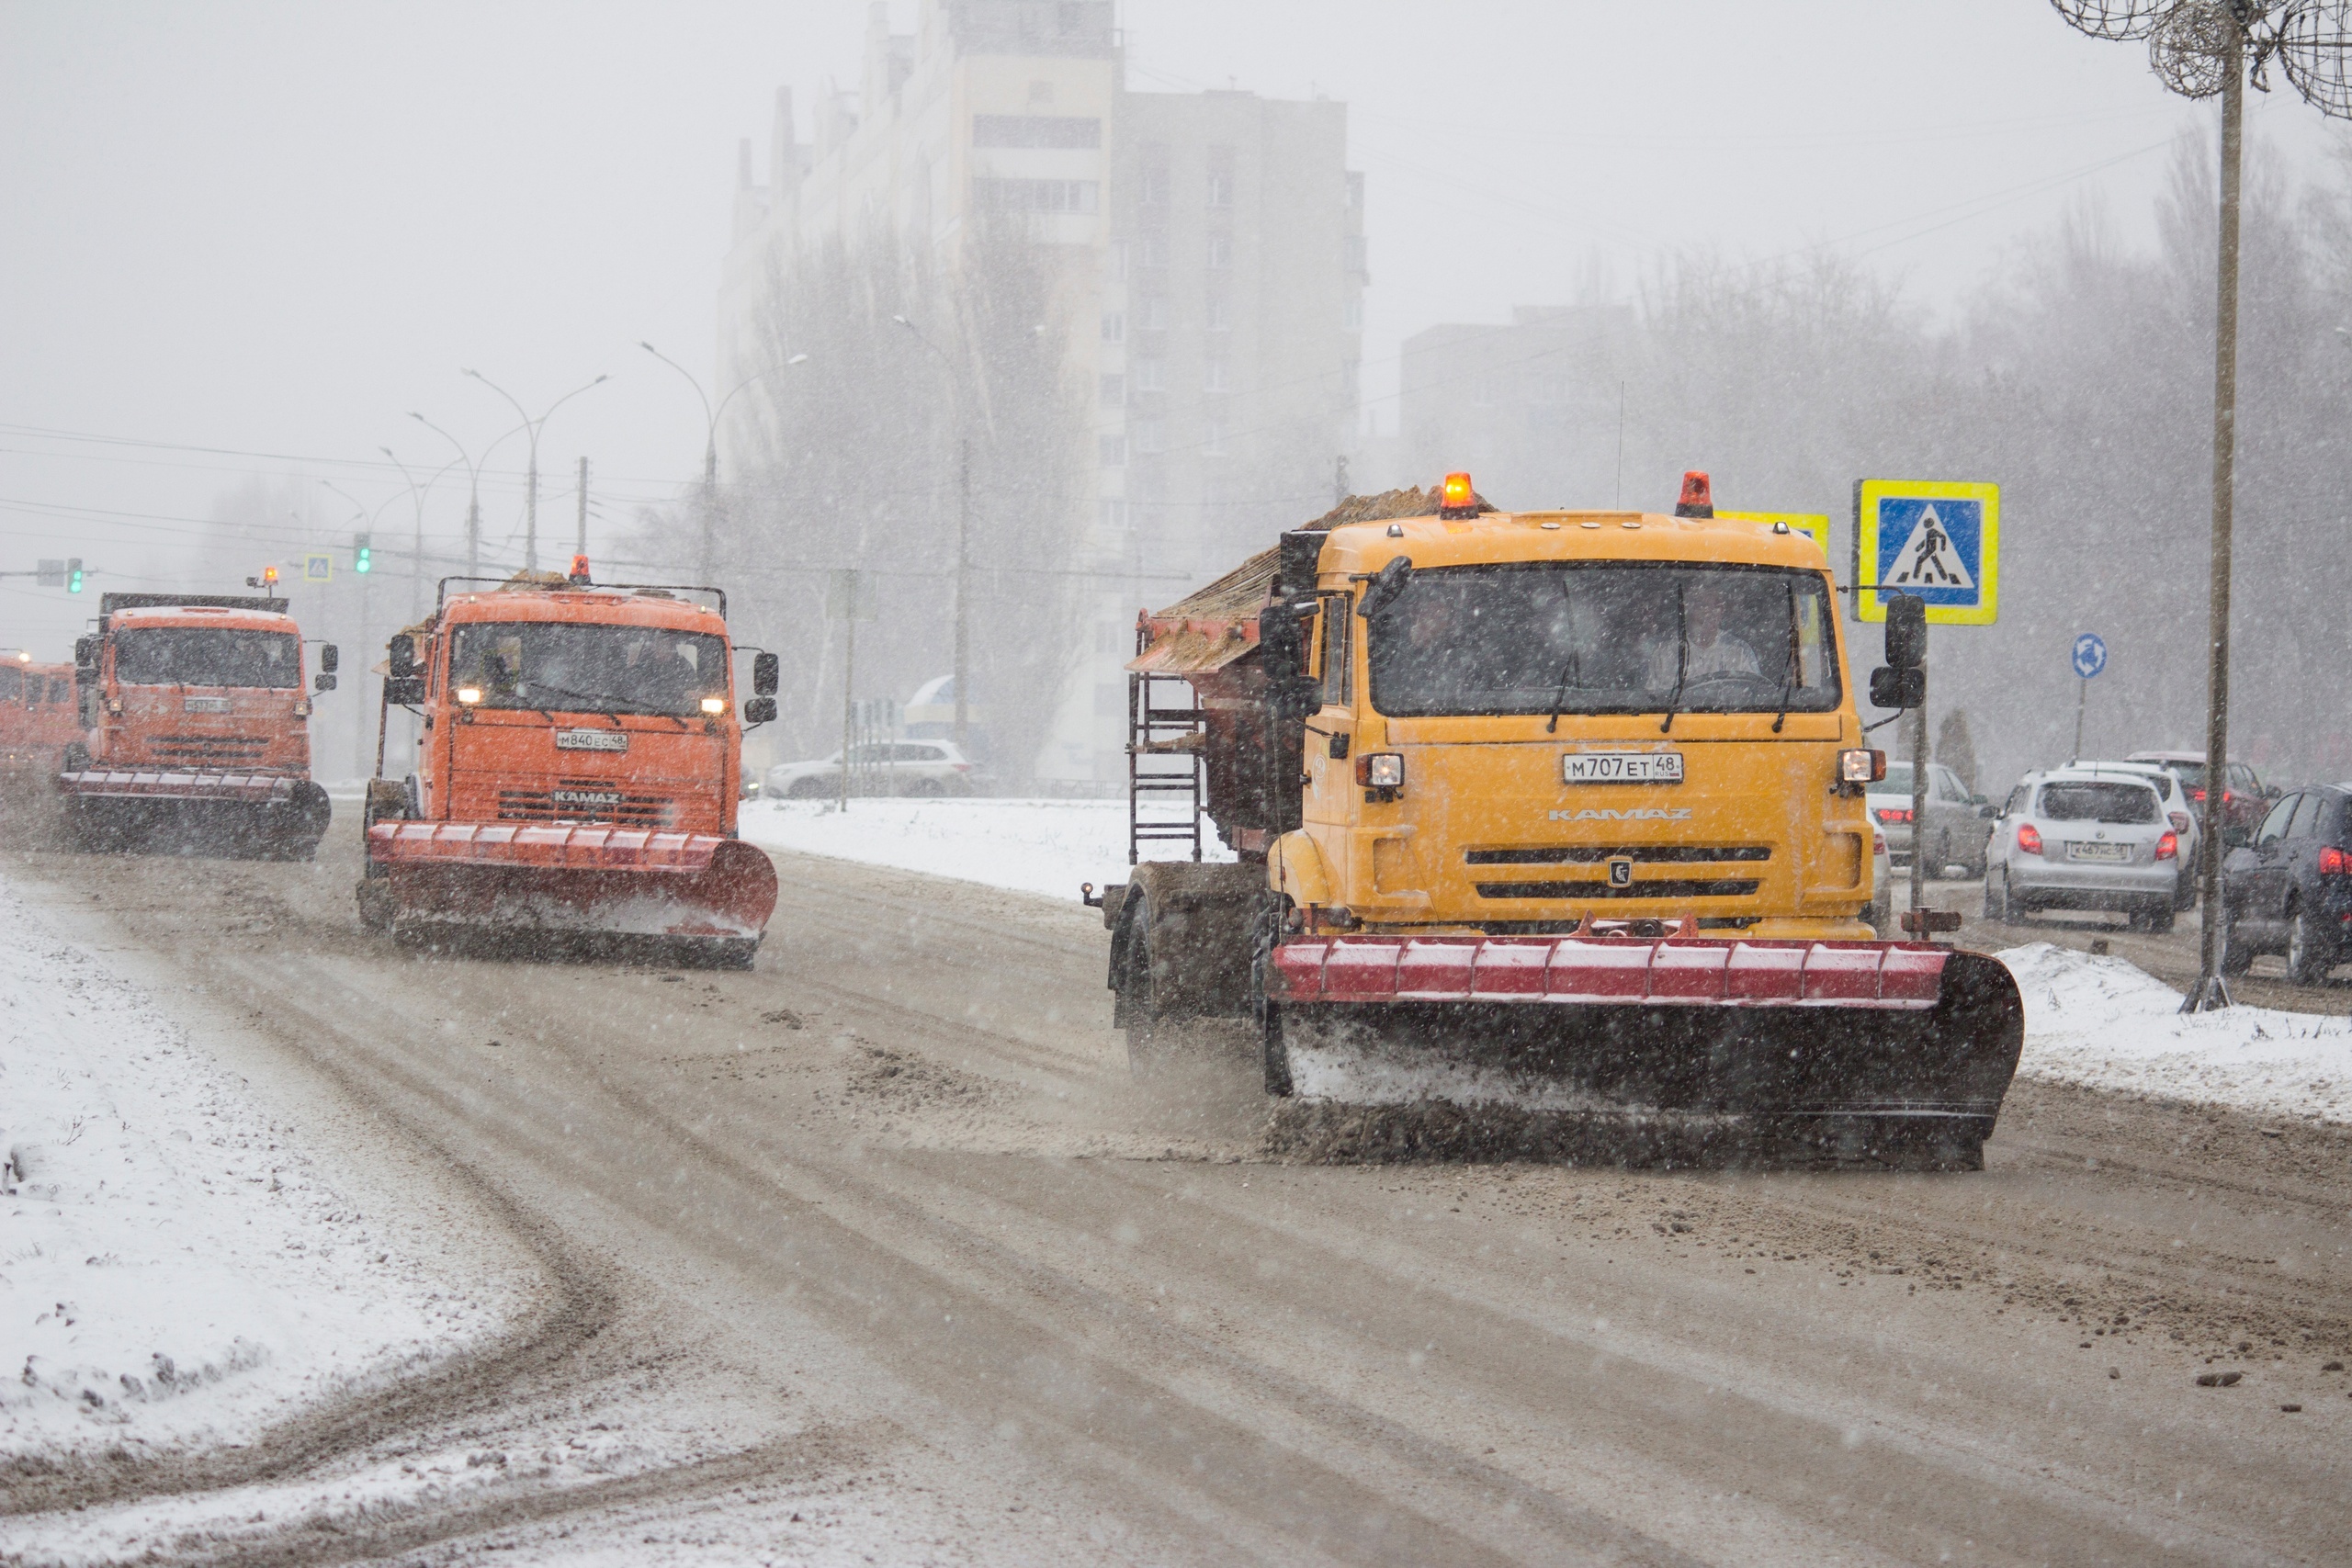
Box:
[448, 623, 727, 718]
[1365, 563, 1838, 719]
[114, 628, 300, 688]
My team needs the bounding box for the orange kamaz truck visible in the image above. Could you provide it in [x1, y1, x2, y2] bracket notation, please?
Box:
[0, 658, 81, 803]
[356, 560, 780, 966]
[60, 593, 336, 857]
[1095, 475, 2024, 1168]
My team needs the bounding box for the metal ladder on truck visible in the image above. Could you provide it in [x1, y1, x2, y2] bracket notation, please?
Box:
[1127, 612, 1204, 865]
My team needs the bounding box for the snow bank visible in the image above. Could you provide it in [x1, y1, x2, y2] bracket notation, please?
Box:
[0, 884, 500, 1462]
[740, 795, 1231, 902]
[2000, 942, 2352, 1122]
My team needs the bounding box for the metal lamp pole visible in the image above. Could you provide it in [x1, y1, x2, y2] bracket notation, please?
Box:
[639, 341, 807, 583]
[409, 413, 527, 578]
[320, 481, 403, 780]
[379, 447, 460, 625]
[461, 370, 607, 572]
[892, 315, 976, 750]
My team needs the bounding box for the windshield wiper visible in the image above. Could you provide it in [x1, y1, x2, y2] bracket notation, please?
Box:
[1771, 578, 1799, 733]
[1544, 575, 1580, 734]
[520, 679, 635, 718]
[1657, 584, 1689, 734]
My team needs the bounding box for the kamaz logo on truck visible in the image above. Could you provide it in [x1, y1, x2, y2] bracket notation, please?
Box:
[1548, 807, 1694, 822]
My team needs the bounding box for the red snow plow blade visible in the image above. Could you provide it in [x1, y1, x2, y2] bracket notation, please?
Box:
[361, 822, 778, 962]
[1261, 934, 2024, 1168]
[58, 770, 332, 858]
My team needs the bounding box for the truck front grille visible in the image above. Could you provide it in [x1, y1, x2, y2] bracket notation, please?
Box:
[1475, 877, 1763, 900]
[149, 735, 271, 765]
[496, 784, 678, 828]
[1465, 845, 1770, 866]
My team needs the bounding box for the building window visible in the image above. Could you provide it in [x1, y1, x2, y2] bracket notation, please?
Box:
[971, 114, 1101, 148]
[1343, 234, 1367, 274]
[1100, 373, 1125, 407]
[1346, 171, 1365, 209]
[1206, 236, 1232, 270]
[1132, 419, 1166, 454]
[1204, 421, 1227, 456]
[1342, 299, 1363, 332]
[973, 177, 1099, 214]
[1136, 297, 1169, 331]
[1099, 434, 1127, 467]
[1204, 359, 1229, 393]
[1107, 240, 1126, 280]
[1206, 168, 1233, 209]
[1138, 233, 1168, 268]
[1101, 311, 1124, 343]
[1472, 379, 1494, 408]
[1100, 499, 1129, 531]
[1204, 298, 1230, 333]
[1133, 357, 1165, 392]
[1139, 147, 1170, 206]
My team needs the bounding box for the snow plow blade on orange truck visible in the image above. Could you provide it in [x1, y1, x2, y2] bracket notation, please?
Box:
[1094, 480, 2023, 1168]
[356, 564, 781, 966]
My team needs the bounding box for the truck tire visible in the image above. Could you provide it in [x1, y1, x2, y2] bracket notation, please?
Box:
[2287, 903, 2336, 987]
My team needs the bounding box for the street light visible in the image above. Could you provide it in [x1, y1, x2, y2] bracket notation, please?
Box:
[460, 369, 607, 571]
[639, 341, 808, 582]
[408, 412, 528, 578]
[379, 446, 462, 623]
[891, 314, 985, 750]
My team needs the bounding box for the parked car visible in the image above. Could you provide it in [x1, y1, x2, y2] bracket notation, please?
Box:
[1867, 761, 1995, 877]
[764, 739, 981, 799]
[2220, 784, 2352, 984]
[2075, 761, 2199, 909]
[2125, 750, 2273, 847]
[1983, 766, 2181, 931]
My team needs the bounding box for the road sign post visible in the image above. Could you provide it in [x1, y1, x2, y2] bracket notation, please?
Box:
[2070, 632, 2107, 762]
[1855, 481, 2000, 919]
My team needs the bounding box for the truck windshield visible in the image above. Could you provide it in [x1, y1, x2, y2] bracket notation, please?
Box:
[113, 628, 300, 688]
[1365, 563, 1839, 719]
[448, 623, 728, 718]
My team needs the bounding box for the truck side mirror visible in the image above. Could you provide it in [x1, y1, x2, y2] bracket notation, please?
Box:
[312, 672, 337, 693]
[384, 675, 426, 706]
[74, 635, 98, 674]
[319, 643, 340, 674]
[387, 636, 414, 677]
[1356, 555, 1413, 621]
[742, 696, 777, 725]
[752, 651, 779, 696]
[1870, 592, 1927, 708]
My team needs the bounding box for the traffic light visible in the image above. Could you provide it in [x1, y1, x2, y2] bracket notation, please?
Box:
[354, 533, 371, 574]
[67, 558, 82, 593]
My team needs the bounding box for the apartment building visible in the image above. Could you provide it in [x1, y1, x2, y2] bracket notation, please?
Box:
[718, 0, 1363, 781]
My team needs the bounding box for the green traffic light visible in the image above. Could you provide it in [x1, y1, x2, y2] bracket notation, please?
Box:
[354, 532, 371, 574]
[67, 558, 82, 593]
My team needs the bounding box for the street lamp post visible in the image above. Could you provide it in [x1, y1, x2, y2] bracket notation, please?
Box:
[639, 341, 807, 583]
[460, 370, 607, 571]
[320, 480, 404, 780]
[892, 315, 977, 751]
[379, 446, 460, 624]
[408, 412, 526, 578]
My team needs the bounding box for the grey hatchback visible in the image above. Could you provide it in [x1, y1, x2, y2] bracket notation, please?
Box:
[1984, 767, 2181, 931]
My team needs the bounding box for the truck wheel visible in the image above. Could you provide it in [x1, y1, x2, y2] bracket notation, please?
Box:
[2220, 905, 2255, 976]
[1251, 900, 1295, 1097]
[2287, 904, 2336, 987]
[62, 742, 90, 776]
[1112, 891, 1167, 1077]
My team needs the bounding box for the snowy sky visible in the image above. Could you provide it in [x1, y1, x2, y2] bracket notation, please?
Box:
[1, 0, 2339, 656]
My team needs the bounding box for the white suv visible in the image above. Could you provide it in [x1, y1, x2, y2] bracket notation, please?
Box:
[765, 739, 981, 799]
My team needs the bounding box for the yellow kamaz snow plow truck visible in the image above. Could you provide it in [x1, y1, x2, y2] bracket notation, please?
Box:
[1093, 474, 2023, 1168]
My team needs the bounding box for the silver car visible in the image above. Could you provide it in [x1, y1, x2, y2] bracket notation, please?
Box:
[2075, 760, 2200, 909]
[1983, 766, 2182, 931]
[764, 739, 981, 799]
[1867, 761, 1993, 876]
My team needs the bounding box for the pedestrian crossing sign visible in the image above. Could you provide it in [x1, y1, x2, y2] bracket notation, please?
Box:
[1852, 479, 1997, 626]
[303, 553, 333, 583]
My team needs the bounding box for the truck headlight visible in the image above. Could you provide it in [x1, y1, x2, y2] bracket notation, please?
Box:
[457, 686, 481, 705]
[1838, 749, 1884, 784]
[1355, 752, 1404, 789]
[700, 696, 727, 716]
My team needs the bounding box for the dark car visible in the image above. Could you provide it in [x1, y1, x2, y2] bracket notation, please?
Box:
[2220, 784, 2352, 984]
[2127, 750, 2273, 847]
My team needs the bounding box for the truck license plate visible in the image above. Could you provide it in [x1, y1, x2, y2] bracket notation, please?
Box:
[2065, 840, 2130, 863]
[1563, 751, 1683, 784]
[182, 697, 230, 713]
[555, 728, 628, 752]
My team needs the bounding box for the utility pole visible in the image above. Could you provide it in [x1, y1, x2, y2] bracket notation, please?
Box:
[954, 437, 970, 749]
[838, 569, 859, 814]
[2191, 28, 2245, 1011]
[576, 456, 590, 561]
[1910, 639, 1929, 917]
[463, 370, 606, 576]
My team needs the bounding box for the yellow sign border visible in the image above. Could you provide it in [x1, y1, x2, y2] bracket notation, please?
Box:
[303, 552, 334, 583]
[1853, 479, 1998, 626]
[1716, 511, 1829, 555]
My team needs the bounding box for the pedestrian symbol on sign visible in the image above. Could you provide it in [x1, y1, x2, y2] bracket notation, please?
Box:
[1883, 505, 1975, 591]
[303, 552, 334, 583]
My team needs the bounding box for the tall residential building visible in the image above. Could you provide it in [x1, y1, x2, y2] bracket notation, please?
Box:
[1399, 305, 1636, 513]
[718, 0, 1363, 782]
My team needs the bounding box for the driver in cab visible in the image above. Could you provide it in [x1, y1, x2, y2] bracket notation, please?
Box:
[1644, 579, 1761, 689]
